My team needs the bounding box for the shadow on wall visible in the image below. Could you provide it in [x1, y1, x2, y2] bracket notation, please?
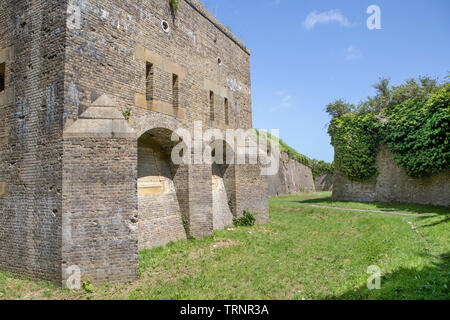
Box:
[326, 251, 449, 300]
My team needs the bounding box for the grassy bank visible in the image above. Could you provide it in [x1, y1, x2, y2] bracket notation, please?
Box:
[1, 192, 448, 300]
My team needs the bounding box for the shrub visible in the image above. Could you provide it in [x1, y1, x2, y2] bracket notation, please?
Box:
[233, 210, 257, 227]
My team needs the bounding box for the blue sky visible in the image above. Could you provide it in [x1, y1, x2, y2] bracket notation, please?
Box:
[200, 0, 450, 162]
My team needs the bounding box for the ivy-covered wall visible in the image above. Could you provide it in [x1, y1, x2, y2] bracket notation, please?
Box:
[328, 79, 449, 206]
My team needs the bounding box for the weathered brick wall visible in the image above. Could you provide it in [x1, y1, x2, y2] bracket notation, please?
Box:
[333, 146, 450, 206]
[62, 137, 139, 283]
[0, 0, 66, 282]
[1, 0, 268, 284]
[268, 152, 316, 196]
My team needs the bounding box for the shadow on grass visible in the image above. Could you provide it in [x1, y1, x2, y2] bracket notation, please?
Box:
[328, 252, 450, 300]
[296, 196, 450, 216]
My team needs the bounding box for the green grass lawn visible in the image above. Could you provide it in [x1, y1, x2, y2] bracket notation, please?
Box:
[1, 192, 448, 300]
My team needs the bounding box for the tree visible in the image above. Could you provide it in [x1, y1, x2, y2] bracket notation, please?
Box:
[325, 99, 354, 118]
[373, 78, 391, 110]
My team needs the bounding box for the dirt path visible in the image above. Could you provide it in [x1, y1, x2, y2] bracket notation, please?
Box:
[302, 204, 435, 217]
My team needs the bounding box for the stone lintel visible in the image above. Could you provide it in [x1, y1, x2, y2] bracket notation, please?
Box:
[135, 93, 186, 119]
[63, 119, 135, 139]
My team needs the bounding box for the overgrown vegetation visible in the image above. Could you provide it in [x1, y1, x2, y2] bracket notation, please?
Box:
[326, 77, 449, 181]
[122, 108, 131, 121]
[256, 130, 333, 178]
[328, 113, 381, 181]
[310, 159, 334, 180]
[233, 210, 257, 227]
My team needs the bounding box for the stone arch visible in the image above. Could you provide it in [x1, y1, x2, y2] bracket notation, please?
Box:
[134, 116, 180, 141]
[137, 127, 187, 249]
[209, 139, 236, 230]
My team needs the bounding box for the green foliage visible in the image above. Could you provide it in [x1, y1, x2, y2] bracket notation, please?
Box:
[233, 210, 257, 227]
[256, 130, 312, 167]
[390, 77, 438, 106]
[328, 113, 381, 182]
[327, 77, 449, 181]
[122, 109, 131, 121]
[325, 99, 354, 118]
[169, 0, 180, 14]
[310, 159, 334, 180]
[382, 84, 450, 177]
[82, 280, 94, 293]
[256, 130, 333, 177]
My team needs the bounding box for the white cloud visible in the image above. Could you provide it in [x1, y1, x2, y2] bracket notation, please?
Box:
[272, 91, 293, 111]
[345, 45, 362, 61]
[303, 9, 353, 30]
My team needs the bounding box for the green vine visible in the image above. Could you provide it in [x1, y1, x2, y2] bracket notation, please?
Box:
[382, 84, 450, 177]
[170, 0, 180, 14]
[327, 78, 449, 182]
[328, 113, 380, 182]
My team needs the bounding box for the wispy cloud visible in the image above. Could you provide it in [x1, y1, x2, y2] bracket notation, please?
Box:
[345, 45, 362, 61]
[303, 9, 353, 30]
[272, 91, 293, 111]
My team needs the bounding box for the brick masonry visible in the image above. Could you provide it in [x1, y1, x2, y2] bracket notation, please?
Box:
[314, 174, 333, 192]
[268, 152, 316, 196]
[0, 0, 269, 285]
[333, 145, 450, 207]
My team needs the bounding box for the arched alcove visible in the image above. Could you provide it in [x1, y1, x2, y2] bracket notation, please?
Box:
[210, 140, 236, 230]
[137, 128, 187, 248]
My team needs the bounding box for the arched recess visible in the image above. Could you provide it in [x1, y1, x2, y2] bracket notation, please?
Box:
[137, 127, 188, 249]
[210, 140, 236, 230]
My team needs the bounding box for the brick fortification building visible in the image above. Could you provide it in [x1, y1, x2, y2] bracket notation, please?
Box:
[0, 0, 268, 284]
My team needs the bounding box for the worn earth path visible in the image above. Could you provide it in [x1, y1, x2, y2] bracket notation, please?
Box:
[301, 204, 436, 217]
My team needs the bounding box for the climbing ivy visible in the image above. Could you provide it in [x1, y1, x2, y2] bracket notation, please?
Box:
[328, 113, 381, 182]
[327, 78, 449, 181]
[381, 84, 450, 177]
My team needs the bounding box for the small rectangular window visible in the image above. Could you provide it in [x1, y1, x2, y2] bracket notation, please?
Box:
[224, 98, 229, 126]
[209, 91, 215, 122]
[146, 62, 153, 101]
[172, 74, 179, 108]
[0, 63, 5, 93]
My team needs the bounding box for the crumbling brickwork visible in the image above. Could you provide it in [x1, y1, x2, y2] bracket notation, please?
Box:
[0, 0, 269, 285]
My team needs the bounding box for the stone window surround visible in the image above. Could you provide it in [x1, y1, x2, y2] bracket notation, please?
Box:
[0, 45, 14, 197]
[0, 46, 14, 108]
[135, 46, 187, 119]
